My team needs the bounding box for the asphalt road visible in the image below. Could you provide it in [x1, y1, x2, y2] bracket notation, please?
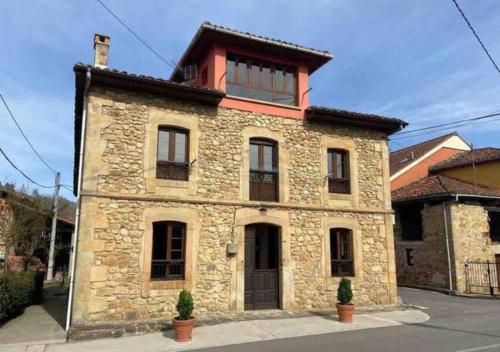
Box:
[197, 288, 500, 352]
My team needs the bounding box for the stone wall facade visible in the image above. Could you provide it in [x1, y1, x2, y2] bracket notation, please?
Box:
[394, 202, 495, 294]
[449, 203, 495, 293]
[72, 87, 398, 328]
[395, 204, 451, 289]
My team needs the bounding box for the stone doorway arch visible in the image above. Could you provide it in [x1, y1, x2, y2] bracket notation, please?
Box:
[230, 208, 294, 312]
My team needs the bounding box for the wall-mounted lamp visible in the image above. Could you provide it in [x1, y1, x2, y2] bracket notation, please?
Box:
[259, 207, 267, 216]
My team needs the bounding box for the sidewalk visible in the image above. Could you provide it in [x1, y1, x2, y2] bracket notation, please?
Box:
[0, 285, 67, 352]
[33, 309, 428, 352]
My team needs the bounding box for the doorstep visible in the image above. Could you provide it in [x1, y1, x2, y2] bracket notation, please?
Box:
[48, 308, 429, 352]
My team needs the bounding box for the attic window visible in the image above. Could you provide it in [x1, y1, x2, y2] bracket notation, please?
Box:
[226, 53, 297, 106]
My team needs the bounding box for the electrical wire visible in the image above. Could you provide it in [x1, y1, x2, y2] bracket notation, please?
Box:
[61, 185, 74, 193]
[0, 93, 57, 173]
[392, 111, 500, 136]
[451, 0, 500, 75]
[0, 146, 54, 189]
[94, 0, 181, 73]
[391, 115, 500, 141]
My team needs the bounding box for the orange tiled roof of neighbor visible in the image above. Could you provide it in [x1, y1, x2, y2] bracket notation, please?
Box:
[429, 147, 500, 172]
[392, 174, 500, 203]
[389, 132, 462, 175]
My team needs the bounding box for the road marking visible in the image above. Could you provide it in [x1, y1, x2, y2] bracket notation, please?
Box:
[457, 343, 500, 352]
[409, 304, 429, 310]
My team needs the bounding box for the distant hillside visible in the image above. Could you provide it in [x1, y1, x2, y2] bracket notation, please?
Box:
[0, 182, 76, 221]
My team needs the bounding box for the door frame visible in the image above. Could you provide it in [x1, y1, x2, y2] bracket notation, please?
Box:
[231, 208, 294, 313]
[244, 223, 281, 310]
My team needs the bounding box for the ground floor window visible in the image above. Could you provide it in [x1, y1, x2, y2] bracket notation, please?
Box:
[330, 228, 354, 277]
[151, 221, 186, 280]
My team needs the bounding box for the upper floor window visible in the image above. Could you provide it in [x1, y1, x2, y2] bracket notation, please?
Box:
[157, 127, 189, 181]
[151, 221, 186, 280]
[327, 149, 350, 194]
[488, 210, 500, 242]
[330, 228, 354, 277]
[249, 138, 279, 202]
[399, 204, 423, 241]
[226, 54, 297, 106]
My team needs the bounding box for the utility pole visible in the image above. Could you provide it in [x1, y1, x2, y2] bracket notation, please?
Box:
[47, 172, 60, 281]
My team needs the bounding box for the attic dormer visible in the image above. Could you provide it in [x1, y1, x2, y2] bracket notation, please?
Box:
[171, 22, 332, 119]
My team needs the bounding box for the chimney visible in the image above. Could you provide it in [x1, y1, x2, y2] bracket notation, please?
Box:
[93, 33, 110, 68]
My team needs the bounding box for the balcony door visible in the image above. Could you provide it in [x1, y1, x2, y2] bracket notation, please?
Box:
[249, 138, 278, 202]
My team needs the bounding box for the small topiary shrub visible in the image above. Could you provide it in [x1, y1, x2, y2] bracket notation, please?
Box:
[337, 277, 353, 305]
[176, 289, 193, 320]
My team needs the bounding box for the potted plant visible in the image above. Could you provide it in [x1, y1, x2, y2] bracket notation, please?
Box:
[172, 289, 194, 342]
[336, 277, 354, 323]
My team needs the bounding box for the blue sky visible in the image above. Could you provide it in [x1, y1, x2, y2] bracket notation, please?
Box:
[1, 0, 500, 198]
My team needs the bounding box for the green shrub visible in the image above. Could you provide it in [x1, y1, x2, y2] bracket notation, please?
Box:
[176, 289, 193, 320]
[337, 277, 353, 305]
[0, 271, 44, 322]
[0, 276, 18, 321]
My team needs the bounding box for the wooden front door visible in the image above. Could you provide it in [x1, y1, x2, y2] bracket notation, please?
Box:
[244, 224, 280, 310]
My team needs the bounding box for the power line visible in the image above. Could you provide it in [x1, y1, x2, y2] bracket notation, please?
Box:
[0, 145, 54, 189]
[391, 115, 500, 141]
[61, 185, 73, 193]
[0, 93, 57, 173]
[451, 0, 500, 75]
[393, 111, 500, 136]
[94, 0, 180, 73]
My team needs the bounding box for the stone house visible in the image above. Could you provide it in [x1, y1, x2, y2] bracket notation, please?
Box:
[390, 132, 470, 191]
[0, 189, 74, 272]
[68, 22, 407, 333]
[392, 145, 500, 294]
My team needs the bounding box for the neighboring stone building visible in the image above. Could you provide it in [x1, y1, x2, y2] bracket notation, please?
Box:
[392, 146, 500, 295]
[69, 22, 407, 333]
[0, 189, 74, 272]
[390, 132, 470, 191]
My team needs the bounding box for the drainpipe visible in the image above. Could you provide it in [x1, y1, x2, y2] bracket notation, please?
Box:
[65, 68, 91, 333]
[443, 195, 459, 294]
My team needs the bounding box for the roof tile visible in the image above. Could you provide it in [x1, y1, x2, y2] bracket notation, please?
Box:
[392, 174, 500, 202]
[429, 147, 500, 172]
[390, 132, 461, 175]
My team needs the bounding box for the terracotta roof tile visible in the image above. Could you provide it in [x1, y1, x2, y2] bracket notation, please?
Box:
[171, 22, 333, 80]
[199, 22, 332, 57]
[429, 147, 500, 172]
[306, 106, 407, 134]
[392, 174, 500, 202]
[390, 132, 462, 175]
[74, 63, 225, 96]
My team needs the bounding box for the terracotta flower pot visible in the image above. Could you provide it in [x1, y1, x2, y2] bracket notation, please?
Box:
[172, 317, 195, 342]
[336, 303, 355, 323]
